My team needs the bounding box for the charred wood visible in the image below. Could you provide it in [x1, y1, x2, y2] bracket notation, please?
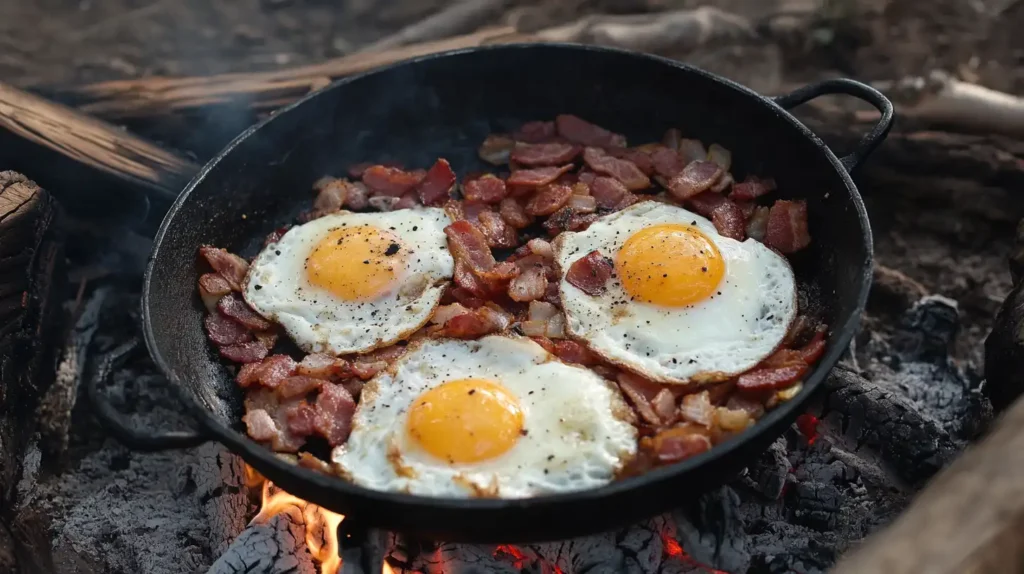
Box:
[206, 512, 316, 574]
[984, 221, 1024, 413]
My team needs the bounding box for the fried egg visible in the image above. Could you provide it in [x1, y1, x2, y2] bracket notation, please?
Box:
[243, 208, 453, 355]
[553, 201, 797, 384]
[333, 335, 637, 498]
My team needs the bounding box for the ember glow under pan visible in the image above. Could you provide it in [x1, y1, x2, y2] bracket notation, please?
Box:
[90, 44, 890, 542]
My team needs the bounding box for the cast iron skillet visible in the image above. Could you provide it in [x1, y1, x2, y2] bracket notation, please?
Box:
[86, 44, 892, 542]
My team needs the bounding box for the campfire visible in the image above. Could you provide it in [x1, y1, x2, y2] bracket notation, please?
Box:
[2, 1, 1023, 573]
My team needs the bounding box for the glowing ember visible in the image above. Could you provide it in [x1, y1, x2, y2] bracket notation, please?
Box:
[493, 544, 564, 573]
[660, 529, 730, 574]
[796, 413, 820, 445]
[381, 561, 396, 574]
[251, 473, 345, 574]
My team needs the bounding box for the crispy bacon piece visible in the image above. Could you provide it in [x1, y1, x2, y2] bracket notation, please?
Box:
[499, 197, 533, 229]
[686, 190, 728, 218]
[652, 389, 678, 426]
[566, 250, 614, 296]
[350, 361, 387, 380]
[199, 246, 249, 291]
[296, 353, 349, 379]
[736, 364, 808, 392]
[555, 114, 627, 148]
[199, 273, 232, 312]
[765, 199, 811, 253]
[254, 330, 278, 351]
[730, 176, 777, 200]
[765, 327, 827, 368]
[243, 409, 279, 443]
[525, 183, 573, 216]
[263, 226, 291, 247]
[589, 176, 630, 209]
[454, 260, 491, 298]
[550, 340, 596, 365]
[205, 311, 252, 346]
[313, 178, 351, 214]
[463, 174, 508, 203]
[507, 164, 574, 188]
[217, 293, 272, 331]
[278, 375, 325, 399]
[344, 181, 370, 210]
[617, 372, 663, 426]
[650, 146, 686, 179]
[513, 121, 558, 143]
[707, 144, 732, 170]
[441, 306, 512, 338]
[285, 401, 318, 436]
[735, 200, 757, 219]
[667, 160, 723, 200]
[646, 425, 712, 463]
[678, 391, 713, 426]
[609, 148, 655, 175]
[314, 383, 357, 446]
[746, 206, 771, 241]
[582, 147, 650, 191]
[567, 194, 597, 213]
[361, 165, 425, 197]
[220, 341, 269, 364]
[237, 354, 298, 389]
[416, 159, 456, 205]
[431, 302, 472, 325]
[511, 142, 580, 167]
[449, 285, 485, 309]
[444, 220, 497, 272]
[507, 266, 548, 302]
[476, 210, 519, 248]
[479, 134, 515, 165]
[710, 200, 746, 240]
[394, 192, 420, 210]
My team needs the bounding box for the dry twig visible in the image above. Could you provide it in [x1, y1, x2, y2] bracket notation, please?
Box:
[358, 0, 515, 53]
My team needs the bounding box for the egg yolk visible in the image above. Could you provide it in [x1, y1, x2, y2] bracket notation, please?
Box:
[406, 378, 524, 464]
[306, 225, 403, 301]
[616, 223, 725, 307]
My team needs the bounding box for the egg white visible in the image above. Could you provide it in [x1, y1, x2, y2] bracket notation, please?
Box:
[243, 208, 453, 355]
[333, 335, 637, 498]
[553, 201, 797, 384]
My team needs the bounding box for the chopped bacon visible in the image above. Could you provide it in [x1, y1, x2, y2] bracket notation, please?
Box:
[514, 120, 558, 143]
[551, 340, 597, 365]
[479, 134, 515, 165]
[507, 266, 548, 302]
[678, 391, 714, 426]
[710, 200, 746, 240]
[543, 282, 561, 305]
[525, 183, 574, 216]
[363, 345, 408, 364]
[511, 142, 581, 167]
[217, 293, 272, 331]
[285, 401, 318, 436]
[245, 390, 308, 451]
[507, 164, 574, 188]
[582, 147, 650, 191]
[199, 246, 249, 291]
[730, 176, 777, 200]
[441, 306, 512, 338]
[618, 372, 663, 425]
[667, 160, 723, 200]
[278, 375, 325, 399]
[531, 335, 557, 354]
[246, 354, 298, 389]
[526, 238, 554, 259]
[647, 425, 712, 463]
[567, 194, 597, 213]
[243, 409, 278, 442]
[342, 379, 365, 400]
[476, 210, 519, 248]
[686, 190, 728, 218]
[344, 182, 370, 210]
[431, 302, 472, 325]
[296, 353, 349, 379]
[313, 178, 351, 214]
[416, 159, 456, 205]
[608, 148, 655, 175]
[262, 226, 291, 246]
[463, 175, 508, 203]
[765, 200, 811, 253]
[710, 172, 734, 194]
[199, 273, 232, 312]
[746, 206, 771, 241]
[528, 300, 559, 322]
[499, 197, 533, 229]
[566, 250, 614, 296]
[254, 330, 278, 351]
[205, 311, 252, 346]
[567, 212, 600, 231]
[444, 220, 497, 272]
[350, 361, 387, 380]
[736, 364, 808, 392]
[589, 176, 630, 209]
[449, 286, 485, 309]
[454, 260, 492, 298]
[220, 341, 269, 364]
[394, 192, 420, 210]
[314, 383, 357, 446]
[555, 114, 627, 148]
[237, 362, 263, 388]
[707, 144, 732, 170]
[650, 146, 686, 179]
[735, 200, 757, 219]
[678, 139, 708, 163]
[652, 389, 678, 425]
[765, 327, 828, 368]
[361, 165, 425, 197]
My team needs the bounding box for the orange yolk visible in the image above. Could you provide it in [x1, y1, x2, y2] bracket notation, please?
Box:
[616, 223, 725, 307]
[406, 378, 524, 464]
[305, 225, 403, 301]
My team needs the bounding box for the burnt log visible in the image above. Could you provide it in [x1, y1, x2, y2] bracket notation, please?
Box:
[984, 219, 1024, 413]
[206, 512, 317, 574]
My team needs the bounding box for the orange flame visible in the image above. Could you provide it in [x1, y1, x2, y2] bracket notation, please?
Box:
[251, 476, 345, 574]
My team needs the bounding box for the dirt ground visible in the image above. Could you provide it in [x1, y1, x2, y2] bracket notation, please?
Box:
[1, 0, 1020, 368]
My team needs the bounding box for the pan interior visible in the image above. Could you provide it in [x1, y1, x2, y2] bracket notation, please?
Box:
[145, 45, 869, 504]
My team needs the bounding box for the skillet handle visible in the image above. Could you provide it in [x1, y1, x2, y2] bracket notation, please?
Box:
[773, 78, 894, 174]
[87, 338, 210, 451]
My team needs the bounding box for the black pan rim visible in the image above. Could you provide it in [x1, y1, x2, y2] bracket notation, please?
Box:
[142, 42, 873, 513]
